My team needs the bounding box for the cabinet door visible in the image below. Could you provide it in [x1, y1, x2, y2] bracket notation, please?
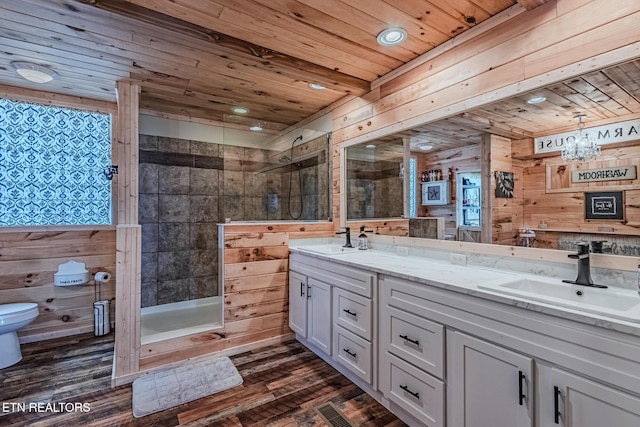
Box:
[448, 331, 533, 427]
[538, 364, 640, 427]
[307, 278, 332, 355]
[288, 271, 307, 337]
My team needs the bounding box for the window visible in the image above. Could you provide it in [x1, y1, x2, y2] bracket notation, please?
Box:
[0, 98, 112, 226]
[409, 156, 417, 217]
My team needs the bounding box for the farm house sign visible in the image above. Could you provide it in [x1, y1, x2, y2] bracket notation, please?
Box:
[571, 166, 637, 183]
[534, 118, 640, 155]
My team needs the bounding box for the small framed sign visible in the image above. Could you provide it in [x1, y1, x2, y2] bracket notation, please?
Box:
[585, 191, 624, 220]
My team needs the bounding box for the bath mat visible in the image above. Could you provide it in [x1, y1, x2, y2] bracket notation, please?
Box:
[132, 356, 243, 418]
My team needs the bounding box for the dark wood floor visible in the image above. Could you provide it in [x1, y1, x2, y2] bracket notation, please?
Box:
[0, 333, 407, 427]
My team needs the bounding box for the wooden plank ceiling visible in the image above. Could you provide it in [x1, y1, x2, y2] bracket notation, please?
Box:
[0, 0, 525, 134]
[397, 58, 640, 153]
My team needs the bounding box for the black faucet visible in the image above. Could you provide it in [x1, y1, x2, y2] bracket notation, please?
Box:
[336, 227, 353, 248]
[562, 242, 608, 288]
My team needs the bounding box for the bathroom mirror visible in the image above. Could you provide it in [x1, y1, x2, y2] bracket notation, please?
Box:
[343, 58, 640, 255]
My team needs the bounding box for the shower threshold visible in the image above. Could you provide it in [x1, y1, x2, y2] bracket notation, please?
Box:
[140, 296, 222, 345]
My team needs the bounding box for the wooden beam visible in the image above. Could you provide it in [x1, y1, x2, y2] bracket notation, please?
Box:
[517, 0, 552, 11]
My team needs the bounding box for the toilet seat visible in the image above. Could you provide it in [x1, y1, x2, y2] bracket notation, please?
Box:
[0, 303, 39, 325]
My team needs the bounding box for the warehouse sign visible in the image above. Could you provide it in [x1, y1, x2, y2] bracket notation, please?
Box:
[534, 118, 640, 154]
[571, 166, 637, 183]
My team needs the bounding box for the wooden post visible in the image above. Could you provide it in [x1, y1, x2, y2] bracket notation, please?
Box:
[113, 81, 141, 383]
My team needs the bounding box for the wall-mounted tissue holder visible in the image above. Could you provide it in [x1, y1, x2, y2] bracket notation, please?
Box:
[54, 260, 90, 286]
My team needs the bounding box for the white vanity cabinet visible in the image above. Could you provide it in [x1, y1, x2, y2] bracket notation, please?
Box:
[537, 364, 640, 427]
[378, 273, 640, 427]
[289, 253, 376, 386]
[287, 270, 332, 355]
[447, 331, 533, 427]
[379, 275, 446, 427]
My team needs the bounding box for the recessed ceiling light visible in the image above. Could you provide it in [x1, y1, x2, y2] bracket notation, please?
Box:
[366, 144, 376, 149]
[249, 124, 263, 132]
[377, 27, 407, 46]
[417, 143, 434, 151]
[309, 83, 325, 90]
[10, 61, 58, 83]
[231, 106, 249, 114]
[527, 96, 546, 104]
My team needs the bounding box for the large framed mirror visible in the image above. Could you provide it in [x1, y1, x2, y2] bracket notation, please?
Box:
[342, 57, 640, 256]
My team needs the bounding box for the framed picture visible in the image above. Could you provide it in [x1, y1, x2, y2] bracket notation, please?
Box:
[494, 171, 514, 198]
[421, 180, 451, 205]
[585, 191, 624, 220]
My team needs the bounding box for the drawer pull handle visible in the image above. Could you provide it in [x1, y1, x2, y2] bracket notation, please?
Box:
[343, 309, 357, 317]
[300, 282, 304, 297]
[343, 348, 357, 358]
[400, 384, 420, 399]
[518, 371, 526, 406]
[554, 386, 561, 424]
[307, 284, 311, 299]
[399, 334, 420, 346]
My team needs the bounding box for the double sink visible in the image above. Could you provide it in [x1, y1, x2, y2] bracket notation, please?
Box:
[293, 244, 640, 323]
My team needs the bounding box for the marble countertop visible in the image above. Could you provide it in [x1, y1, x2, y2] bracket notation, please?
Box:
[289, 244, 640, 337]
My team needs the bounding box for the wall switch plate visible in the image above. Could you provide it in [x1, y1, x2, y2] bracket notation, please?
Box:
[450, 253, 467, 265]
[396, 246, 409, 256]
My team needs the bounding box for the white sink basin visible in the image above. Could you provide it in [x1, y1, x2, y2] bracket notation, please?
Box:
[295, 244, 361, 256]
[479, 278, 640, 322]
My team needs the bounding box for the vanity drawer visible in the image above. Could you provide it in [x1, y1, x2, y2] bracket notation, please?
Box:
[382, 352, 445, 427]
[333, 287, 372, 341]
[290, 253, 374, 297]
[333, 326, 372, 384]
[382, 305, 444, 379]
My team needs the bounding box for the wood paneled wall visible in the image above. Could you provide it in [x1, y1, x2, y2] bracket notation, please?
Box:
[137, 222, 334, 371]
[346, 219, 409, 236]
[332, 0, 640, 226]
[417, 145, 481, 236]
[519, 143, 640, 237]
[1, 230, 116, 342]
[487, 135, 523, 246]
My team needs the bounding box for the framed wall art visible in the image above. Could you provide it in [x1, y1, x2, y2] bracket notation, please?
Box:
[584, 191, 624, 221]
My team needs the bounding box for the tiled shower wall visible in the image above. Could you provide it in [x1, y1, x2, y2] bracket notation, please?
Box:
[139, 134, 329, 307]
[347, 159, 403, 219]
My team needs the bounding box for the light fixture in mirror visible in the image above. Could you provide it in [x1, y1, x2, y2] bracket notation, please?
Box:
[560, 114, 601, 162]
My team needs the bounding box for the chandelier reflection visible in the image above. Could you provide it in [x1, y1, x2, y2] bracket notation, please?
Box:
[561, 114, 601, 162]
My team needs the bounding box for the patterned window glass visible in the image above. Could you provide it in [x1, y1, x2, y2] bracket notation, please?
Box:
[0, 98, 112, 226]
[409, 157, 417, 217]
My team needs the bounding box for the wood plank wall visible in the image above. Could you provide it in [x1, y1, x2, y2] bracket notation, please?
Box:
[488, 135, 522, 246]
[346, 219, 409, 236]
[417, 145, 481, 236]
[137, 222, 333, 371]
[331, 0, 640, 227]
[1, 230, 116, 342]
[518, 143, 640, 237]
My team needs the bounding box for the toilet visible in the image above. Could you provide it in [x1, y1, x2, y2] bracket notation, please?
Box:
[0, 303, 39, 369]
